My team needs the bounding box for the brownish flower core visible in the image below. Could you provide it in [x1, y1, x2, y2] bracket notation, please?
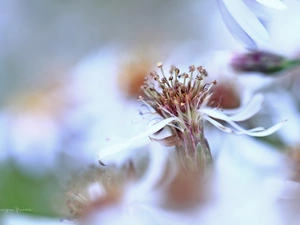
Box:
[209, 80, 241, 109]
[118, 55, 153, 99]
[138, 64, 216, 126]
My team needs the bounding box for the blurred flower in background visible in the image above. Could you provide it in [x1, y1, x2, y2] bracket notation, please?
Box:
[230, 51, 300, 74]
[0, 76, 80, 174]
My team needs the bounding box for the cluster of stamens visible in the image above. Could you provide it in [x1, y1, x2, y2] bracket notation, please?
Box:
[65, 164, 136, 219]
[138, 63, 216, 124]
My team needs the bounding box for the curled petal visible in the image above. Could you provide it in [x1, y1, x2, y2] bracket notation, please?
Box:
[149, 134, 183, 147]
[223, 0, 270, 41]
[98, 117, 179, 161]
[139, 204, 192, 225]
[246, 127, 266, 132]
[218, 0, 269, 48]
[204, 116, 234, 133]
[135, 117, 180, 140]
[127, 146, 177, 204]
[201, 107, 254, 126]
[98, 139, 135, 162]
[204, 115, 287, 137]
[242, 119, 287, 137]
[221, 94, 264, 121]
[202, 107, 282, 135]
[256, 0, 287, 10]
[218, 0, 257, 49]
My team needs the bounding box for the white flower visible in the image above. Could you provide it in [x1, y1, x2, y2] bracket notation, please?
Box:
[71, 46, 164, 166]
[98, 64, 286, 163]
[200, 93, 286, 136]
[218, 0, 286, 49]
[67, 146, 176, 225]
[0, 77, 78, 176]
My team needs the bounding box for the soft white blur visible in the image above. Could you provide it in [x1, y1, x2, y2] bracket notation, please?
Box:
[1, 0, 300, 224]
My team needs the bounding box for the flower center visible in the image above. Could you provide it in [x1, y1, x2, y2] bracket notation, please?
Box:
[138, 63, 216, 121]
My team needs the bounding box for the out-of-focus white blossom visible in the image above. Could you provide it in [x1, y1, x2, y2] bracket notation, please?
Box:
[0, 76, 84, 176]
[0, 213, 74, 225]
[65, 145, 181, 225]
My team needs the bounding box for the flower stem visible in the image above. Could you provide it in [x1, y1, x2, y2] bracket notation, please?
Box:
[199, 131, 213, 173]
[176, 127, 212, 175]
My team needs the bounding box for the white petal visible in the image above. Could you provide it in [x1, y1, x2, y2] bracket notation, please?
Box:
[203, 108, 286, 136]
[204, 116, 234, 133]
[139, 204, 192, 225]
[237, 119, 287, 137]
[224, 0, 270, 41]
[255, 0, 287, 10]
[246, 127, 266, 132]
[98, 139, 135, 161]
[98, 117, 179, 161]
[134, 117, 180, 141]
[219, 0, 269, 48]
[205, 115, 286, 137]
[218, 0, 258, 49]
[201, 108, 229, 121]
[127, 146, 177, 204]
[223, 94, 264, 121]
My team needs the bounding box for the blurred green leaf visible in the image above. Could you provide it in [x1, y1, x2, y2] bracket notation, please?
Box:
[0, 162, 61, 218]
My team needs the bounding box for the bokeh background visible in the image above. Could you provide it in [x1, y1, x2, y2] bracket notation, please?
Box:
[1, 0, 300, 224]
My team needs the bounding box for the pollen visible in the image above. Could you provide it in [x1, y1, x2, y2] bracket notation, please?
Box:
[140, 64, 216, 120]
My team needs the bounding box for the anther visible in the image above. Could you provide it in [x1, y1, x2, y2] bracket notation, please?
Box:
[174, 67, 180, 74]
[197, 66, 208, 76]
[195, 75, 203, 80]
[161, 77, 167, 83]
[157, 62, 163, 68]
[169, 65, 175, 74]
[201, 70, 208, 76]
[189, 65, 195, 72]
[202, 70, 208, 76]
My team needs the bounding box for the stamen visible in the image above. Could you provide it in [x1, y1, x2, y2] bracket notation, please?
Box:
[188, 65, 195, 89]
[157, 62, 163, 68]
[183, 73, 189, 87]
[174, 67, 180, 81]
[202, 83, 210, 92]
[141, 64, 212, 131]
